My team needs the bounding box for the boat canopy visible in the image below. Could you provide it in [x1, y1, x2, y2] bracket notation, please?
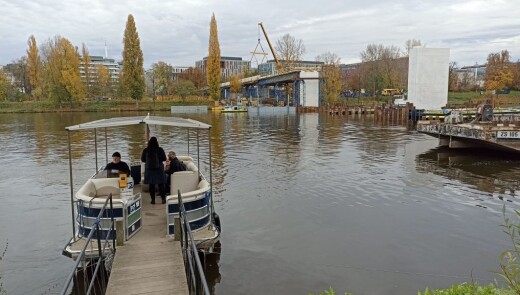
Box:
[65, 115, 211, 131]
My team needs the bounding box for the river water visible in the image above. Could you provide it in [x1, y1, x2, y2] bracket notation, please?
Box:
[0, 111, 519, 295]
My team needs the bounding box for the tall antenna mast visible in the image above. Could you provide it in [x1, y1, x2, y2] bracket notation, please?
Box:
[104, 41, 108, 58]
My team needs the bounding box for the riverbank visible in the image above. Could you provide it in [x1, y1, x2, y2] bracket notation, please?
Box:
[0, 97, 210, 113]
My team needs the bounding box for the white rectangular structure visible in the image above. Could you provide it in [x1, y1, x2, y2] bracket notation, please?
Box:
[299, 71, 320, 107]
[408, 48, 450, 110]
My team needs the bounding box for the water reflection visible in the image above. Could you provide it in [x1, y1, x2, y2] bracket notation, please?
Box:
[416, 146, 520, 196]
[204, 241, 222, 295]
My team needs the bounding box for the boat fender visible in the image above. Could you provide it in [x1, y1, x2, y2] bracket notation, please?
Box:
[213, 212, 221, 232]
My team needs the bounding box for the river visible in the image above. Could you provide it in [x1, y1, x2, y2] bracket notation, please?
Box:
[0, 111, 519, 295]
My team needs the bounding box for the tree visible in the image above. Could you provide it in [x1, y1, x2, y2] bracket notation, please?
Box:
[275, 34, 305, 73]
[0, 69, 15, 101]
[448, 62, 459, 92]
[93, 64, 111, 97]
[180, 67, 206, 89]
[41, 36, 84, 107]
[26, 35, 41, 99]
[229, 75, 242, 101]
[207, 13, 221, 102]
[485, 50, 514, 91]
[359, 44, 403, 97]
[4, 58, 28, 96]
[81, 43, 92, 98]
[172, 80, 197, 102]
[151, 61, 174, 96]
[122, 14, 145, 101]
[405, 39, 422, 55]
[316, 52, 343, 104]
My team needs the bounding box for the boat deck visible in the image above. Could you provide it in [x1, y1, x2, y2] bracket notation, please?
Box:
[105, 188, 189, 295]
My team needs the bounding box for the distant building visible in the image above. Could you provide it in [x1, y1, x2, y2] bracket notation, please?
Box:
[455, 64, 486, 88]
[258, 60, 323, 76]
[172, 66, 189, 80]
[80, 55, 122, 85]
[195, 56, 250, 79]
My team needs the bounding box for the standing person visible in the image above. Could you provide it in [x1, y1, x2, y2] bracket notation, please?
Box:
[141, 137, 167, 204]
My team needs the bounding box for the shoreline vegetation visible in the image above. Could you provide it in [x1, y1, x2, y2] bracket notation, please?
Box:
[0, 97, 210, 113]
[1, 91, 519, 114]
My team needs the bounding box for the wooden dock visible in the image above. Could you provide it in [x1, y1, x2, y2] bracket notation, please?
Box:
[105, 190, 189, 295]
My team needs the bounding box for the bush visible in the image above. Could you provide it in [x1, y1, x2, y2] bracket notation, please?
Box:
[418, 283, 512, 295]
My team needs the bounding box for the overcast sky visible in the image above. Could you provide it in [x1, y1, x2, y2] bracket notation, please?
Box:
[1, 0, 519, 68]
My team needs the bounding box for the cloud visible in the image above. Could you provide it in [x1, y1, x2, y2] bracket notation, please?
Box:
[1, 0, 519, 67]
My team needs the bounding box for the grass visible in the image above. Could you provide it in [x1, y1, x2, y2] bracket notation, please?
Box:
[447, 91, 520, 107]
[0, 96, 212, 113]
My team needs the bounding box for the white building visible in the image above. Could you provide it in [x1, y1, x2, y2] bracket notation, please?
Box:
[407, 48, 450, 110]
[80, 56, 122, 85]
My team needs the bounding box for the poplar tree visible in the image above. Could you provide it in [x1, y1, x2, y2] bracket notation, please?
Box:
[207, 13, 221, 102]
[26, 35, 41, 99]
[122, 14, 145, 100]
[81, 43, 92, 98]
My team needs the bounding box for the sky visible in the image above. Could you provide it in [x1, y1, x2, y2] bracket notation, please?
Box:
[1, 0, 519, 68]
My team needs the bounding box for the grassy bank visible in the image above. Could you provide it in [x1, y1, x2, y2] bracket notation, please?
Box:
[0, 96, 211, 113]
[448, 91, 520, 107]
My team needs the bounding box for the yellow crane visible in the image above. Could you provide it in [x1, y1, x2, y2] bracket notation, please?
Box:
[258, 22, 282, 73]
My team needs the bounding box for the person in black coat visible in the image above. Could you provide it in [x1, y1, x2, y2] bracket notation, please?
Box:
[105, 152, 130, 176]
[141, 137, 167, 204]
[165, 151, 186, 193]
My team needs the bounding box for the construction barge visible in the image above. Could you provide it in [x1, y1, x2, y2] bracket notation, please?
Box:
[416, 105, 520, 153]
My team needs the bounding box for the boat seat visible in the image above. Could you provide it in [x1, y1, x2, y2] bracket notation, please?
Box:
[171, 171, 200, 195]
[76, 178, 124, 200]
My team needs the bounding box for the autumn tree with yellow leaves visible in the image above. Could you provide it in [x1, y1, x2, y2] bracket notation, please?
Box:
[26, 35, 42, 99]
[316, 52, 343, 105]
[485, 50, 514, 91]
[81, 43, 92, 98]
[41, 36, 84, 107]
[229, 75, 242, 102]
[122, 14, 145, 101]
[207, 13, 221, 102]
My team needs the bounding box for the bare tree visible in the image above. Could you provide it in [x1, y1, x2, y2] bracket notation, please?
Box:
[275, 34, 305, 73]
[405, 39, 422, 55]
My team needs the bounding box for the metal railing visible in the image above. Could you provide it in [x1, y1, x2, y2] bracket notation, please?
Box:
[61, 194, 116, 295]
[177, 190, 210, 295]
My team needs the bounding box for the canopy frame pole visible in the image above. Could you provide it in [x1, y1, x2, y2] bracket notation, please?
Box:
[105, 128, 108, 164]
[208, 128, 214, 224]
[94, 129, 98, 171]
[197, 130, 200, 170]
[67, 131, 76, 241]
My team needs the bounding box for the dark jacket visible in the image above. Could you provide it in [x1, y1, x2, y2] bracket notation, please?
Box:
[105, 161, 130, 176]
[141, 147, 166, 184]
[165, 157, 186, 175]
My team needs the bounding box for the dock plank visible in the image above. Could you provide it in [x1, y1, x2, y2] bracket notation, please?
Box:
[105, 189, 189, 295]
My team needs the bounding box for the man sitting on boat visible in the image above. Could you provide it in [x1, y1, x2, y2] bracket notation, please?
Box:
[165, 151, 186, 192]
[104, 152, 130, 176]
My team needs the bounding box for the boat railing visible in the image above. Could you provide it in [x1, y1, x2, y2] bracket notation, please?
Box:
[60, 194, 116, 295]
[178, 189, 210, 295]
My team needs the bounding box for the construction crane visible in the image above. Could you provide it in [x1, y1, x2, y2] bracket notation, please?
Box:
[258, 22, 282, 73]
